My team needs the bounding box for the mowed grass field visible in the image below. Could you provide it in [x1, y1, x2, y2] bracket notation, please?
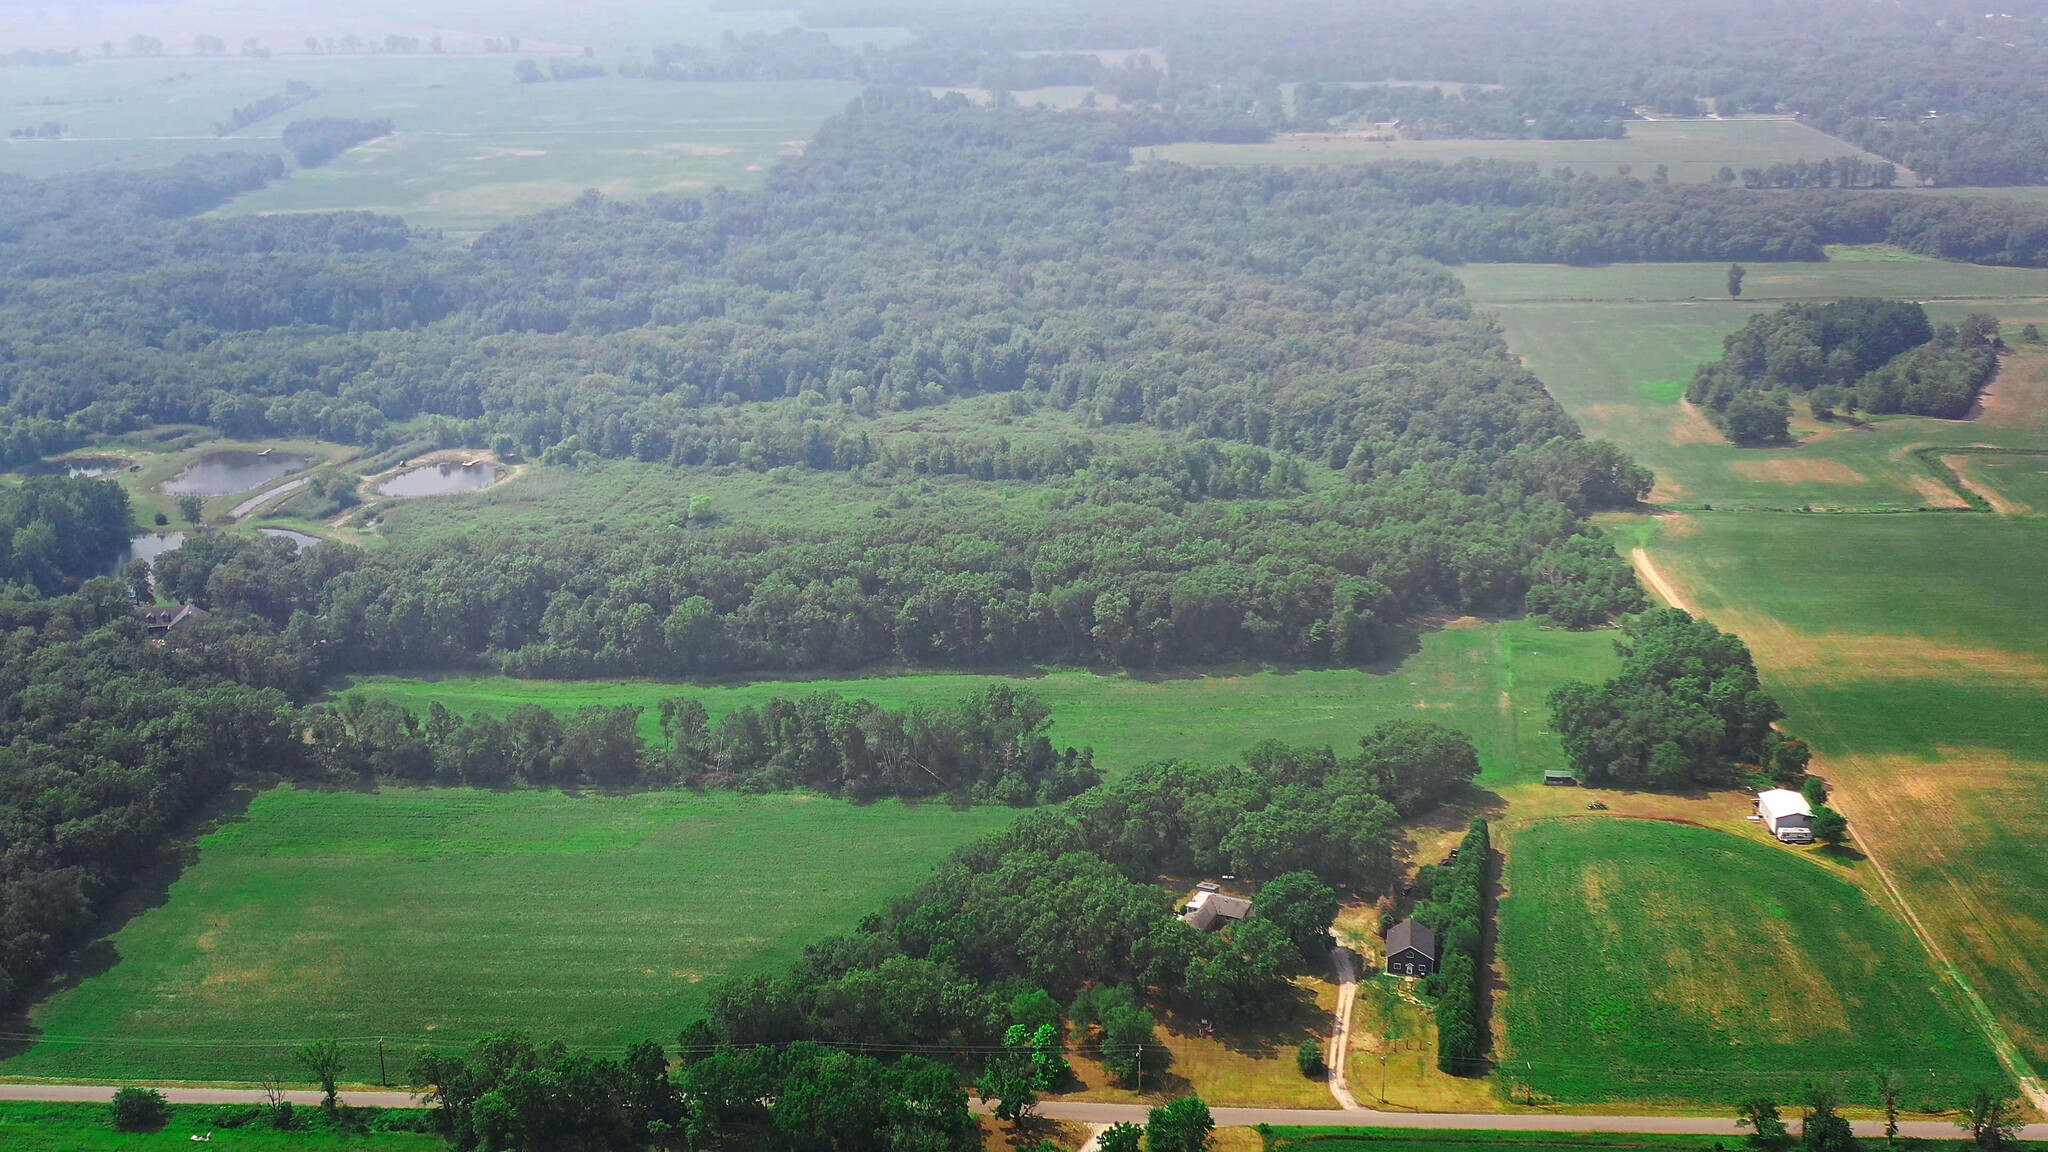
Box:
[1467, 256, 2048, 1083]
[1498, 818, 2004, 1105]
[1, 787, 1014, 1083]
[345, 616, 1621, 791]
[0, 1102, 438, 1151]
[0, 55, 855, 233]
[1155, 119, 1902, 183]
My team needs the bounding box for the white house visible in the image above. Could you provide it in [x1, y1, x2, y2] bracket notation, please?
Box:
[1756, 789, 1814, 843]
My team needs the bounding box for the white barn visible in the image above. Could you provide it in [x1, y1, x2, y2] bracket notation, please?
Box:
[1756, 789, 1814, 843]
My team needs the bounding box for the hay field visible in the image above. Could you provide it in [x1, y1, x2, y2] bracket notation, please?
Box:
[1469, 255, 2048, 1081]
[346, 616, 1621, 789]
[0, 54, 855, 233]
[1498, 818, 2003, 1105]
[1154, 119, 1901, 183]
[0, 786, 1014, 1083]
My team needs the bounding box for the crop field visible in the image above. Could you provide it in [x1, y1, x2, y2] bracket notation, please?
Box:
[1468, 256, 2048, 1083]
[1497, 818, 2003, 1105]
[0, 786, 1014, 1083]
[0, 55, 855, 233]
[1153, 119, 1901, 183]
[346, 616, 1620, 790]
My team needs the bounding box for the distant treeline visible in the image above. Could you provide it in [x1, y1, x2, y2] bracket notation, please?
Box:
[514, 59, 606, 84]
[283, 117, 393, 167]
[1689, 300, 2001, 440]
[1293, 82, 1625, 141]
[307, 683, 1100, 804]
[215, 81, 319, 136]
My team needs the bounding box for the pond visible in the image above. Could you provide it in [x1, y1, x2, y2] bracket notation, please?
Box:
[378, 461, 506, 498]
[158, 451, 310, 498]
[103, 531, 185, 576]
[258, 528, 323, 550]
[18, 456, 124, 477]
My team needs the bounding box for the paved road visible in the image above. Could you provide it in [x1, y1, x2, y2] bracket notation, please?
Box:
[7, 1080, 2045, 1141]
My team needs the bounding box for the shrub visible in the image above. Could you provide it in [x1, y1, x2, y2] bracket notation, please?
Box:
[1296, 1038, 1326, 1078]
[110, 1086, 169, 1132]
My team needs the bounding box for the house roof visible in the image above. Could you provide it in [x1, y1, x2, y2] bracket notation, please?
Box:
[1188, 890, 1252, 920]
[1757, 788, 1813, 821]
[1544, 770, 1576, 780]
[1387, 918, 1436, 959]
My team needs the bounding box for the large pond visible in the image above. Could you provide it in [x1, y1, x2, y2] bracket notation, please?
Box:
[258, 528, 323, 550]
[103, 531, 185, 576]
[378, 461, 506, 498]
[158, 451, 310, 498]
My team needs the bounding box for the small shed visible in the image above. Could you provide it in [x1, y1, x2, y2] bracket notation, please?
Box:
[1180, 888, 1253, 932]
[1756, 789, 1814, 843]
[1543, 770, 1578, 786]
[1386, 918, 1437, 977]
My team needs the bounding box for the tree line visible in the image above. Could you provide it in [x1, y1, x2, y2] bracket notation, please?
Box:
[1410, 819, 1491, 1074]
[283, 117, 394, 168]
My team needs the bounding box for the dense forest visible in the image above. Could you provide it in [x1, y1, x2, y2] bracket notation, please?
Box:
[1689, 300, 2002, 439]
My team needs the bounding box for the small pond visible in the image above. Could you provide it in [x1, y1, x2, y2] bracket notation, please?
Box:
[158, 451, 310, 498]
[378, 461, 506, 498]
[259, 528, 323, 550]
[103, 532, 185, 576]
[18, 456, 124, 477]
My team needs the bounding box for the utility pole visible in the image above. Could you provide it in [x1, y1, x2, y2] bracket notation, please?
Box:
[1135, 1046, 1143, 1095]
[378, 1040, 387, 1086]
[1380, 1052, 1388, 1104]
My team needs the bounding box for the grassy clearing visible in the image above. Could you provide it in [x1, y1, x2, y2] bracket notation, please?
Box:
[0, 1102, 438, 1152]
[1497, 818, 2003, 1105]
[1346, 978, 1506, 1113]
[0, 54, 853, 233]
[1154, 119, 1901, 183]
[344, 617, 1620, 788]
[1059, 978, 1342, 1108]
[1, 786, 1013, 1083]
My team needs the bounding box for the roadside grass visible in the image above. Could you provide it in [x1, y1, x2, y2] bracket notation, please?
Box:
[0, 54, 855, 233]
[343, 618, 1620, 788]
[1346, 978, 1507, 1113]
[0, 1102, 438, 1151]
[1152, 119, 1899, 184]
[0, 786, 1014, 1083]
[1497, 818, 2004, 1105]
[1259, 1131, 2036, 1152]
[1646, 512, 2048, 1073]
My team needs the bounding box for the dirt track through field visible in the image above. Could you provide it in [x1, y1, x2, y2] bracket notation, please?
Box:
[1629, 548, 1696, 614]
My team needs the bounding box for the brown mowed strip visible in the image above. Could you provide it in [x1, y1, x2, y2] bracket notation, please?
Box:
[1908, 473, 1972, 508]
[1943, 454, 2032, 515]
[1731, 458, 1866, 484]
[1669, 400, 1724, 445]
[1975, 347, 2048, 430]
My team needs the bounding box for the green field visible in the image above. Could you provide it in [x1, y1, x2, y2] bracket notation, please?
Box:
[0, 1102, 437, 1151]
[0, 55, 854, 233]
[344, 616, 1621, 791]
[1466, 256, 2048, 1083]
[1154, 119, 1902, 183]
[1498, 818, 2004, 1104]
[1, 787, 1013, 1083]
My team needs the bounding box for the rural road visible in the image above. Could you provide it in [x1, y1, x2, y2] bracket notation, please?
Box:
[6, 1082, 2045, 1139]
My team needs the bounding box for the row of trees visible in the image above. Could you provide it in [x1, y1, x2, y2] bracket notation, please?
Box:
[306, 683, 1101, 805]
[1413, 820, 1491, 1073]
[282, 117, 394, 168]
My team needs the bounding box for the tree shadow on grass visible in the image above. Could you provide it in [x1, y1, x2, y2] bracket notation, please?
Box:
[0, 784, 261, 1062]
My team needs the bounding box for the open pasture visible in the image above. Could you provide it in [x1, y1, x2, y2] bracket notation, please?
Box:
[0, 786, 1014, 1083]
[0, 54, 854, 233]
[345, 616, 1621, 790]
[1154, 119, 1901, 184]
[1497, 817, 2002, 1105]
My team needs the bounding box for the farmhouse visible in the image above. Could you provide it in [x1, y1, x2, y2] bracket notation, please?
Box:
[1756, 788, 1815, 843]
[1386, 918, 1437, 977]
[136, 603, 204, 639]
[1180, 882, 1252, 931]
